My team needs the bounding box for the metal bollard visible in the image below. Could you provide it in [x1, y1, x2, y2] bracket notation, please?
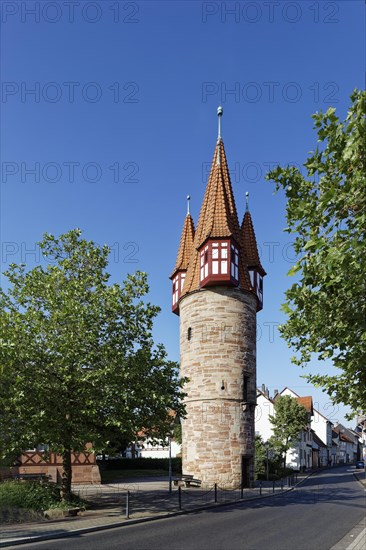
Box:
[126, 490, 130, 519]
[214, 483, 217, 503]
[273, 481, 275, 493]
[178, 486, 182, 510]
[259, 481, 262, 495]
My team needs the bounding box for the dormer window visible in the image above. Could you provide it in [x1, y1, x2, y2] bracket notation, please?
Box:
[199, 239, 239, 288]
[171, 271, 186, 314]
[249, 268, 263, 308]
[230, 244, 239, 281]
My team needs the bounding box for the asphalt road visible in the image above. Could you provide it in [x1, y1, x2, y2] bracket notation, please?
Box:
[17, 467, 365, 550]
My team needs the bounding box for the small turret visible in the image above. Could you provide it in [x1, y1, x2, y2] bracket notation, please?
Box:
[170, 195, 195, 314]
[241, 193, 266, 310]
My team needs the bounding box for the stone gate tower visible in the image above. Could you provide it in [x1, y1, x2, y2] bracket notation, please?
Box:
[170, 107, 266, 488]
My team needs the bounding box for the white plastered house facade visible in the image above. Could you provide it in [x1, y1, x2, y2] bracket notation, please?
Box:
[280, 387, 333, 467]
[255, 387, 314, 470]
[125, 438, 181, 459]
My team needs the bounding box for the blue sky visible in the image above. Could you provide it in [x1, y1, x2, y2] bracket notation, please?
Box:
[1, 1, 365, 427]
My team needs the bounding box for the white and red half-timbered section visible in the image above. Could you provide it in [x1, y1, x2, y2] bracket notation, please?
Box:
[199, 238, 240, 287]
[11, 444, 101, 484]
[172, 271, 186, 312]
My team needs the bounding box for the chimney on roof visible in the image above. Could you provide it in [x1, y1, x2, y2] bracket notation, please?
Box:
[274, 389, 278, 397]
[261, 384, 265, 393]
[265, 387, 269, 398]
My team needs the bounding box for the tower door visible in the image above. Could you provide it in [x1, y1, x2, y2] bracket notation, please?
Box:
[241, 456, 250, 488]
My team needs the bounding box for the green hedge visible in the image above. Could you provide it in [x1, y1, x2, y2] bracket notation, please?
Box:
[98, 457, 182, 473]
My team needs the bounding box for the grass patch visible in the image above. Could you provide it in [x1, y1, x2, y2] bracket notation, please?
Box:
[0, 480, 61, 511]
[0, 480, 86, 523]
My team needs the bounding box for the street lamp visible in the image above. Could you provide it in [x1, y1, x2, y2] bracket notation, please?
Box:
[168, 433, 172, 493]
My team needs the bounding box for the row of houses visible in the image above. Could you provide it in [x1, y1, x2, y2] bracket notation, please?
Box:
[256, 386, 362, 470]
[130, 386, 363, 472]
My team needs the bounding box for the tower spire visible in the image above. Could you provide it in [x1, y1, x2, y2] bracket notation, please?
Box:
[246, 191, 249, 211]
[217, 105, 223, 166]
[187, 194, 191, 215]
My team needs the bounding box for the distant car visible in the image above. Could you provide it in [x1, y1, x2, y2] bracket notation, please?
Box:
[355, 461, 365, 469]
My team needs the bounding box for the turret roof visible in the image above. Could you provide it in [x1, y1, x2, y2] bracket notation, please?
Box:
[170, 213, 195, 278]
[241, 210, 266, 275]
[182, 138, 252, 296]
[195, 139, 241, 248]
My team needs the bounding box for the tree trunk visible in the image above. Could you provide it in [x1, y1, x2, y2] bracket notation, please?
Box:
[61, 447, 72, 501]
[283, 440, 289, 470]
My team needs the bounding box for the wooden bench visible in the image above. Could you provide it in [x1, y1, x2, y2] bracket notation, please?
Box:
[173, 474, 201, 487]
[184, 478, 201, 487]
[13, 473, 51, 482]
[173, 474, 193, 486]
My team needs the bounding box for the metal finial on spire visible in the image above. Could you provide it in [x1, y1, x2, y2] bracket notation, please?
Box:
[245, 191, 249, 211]
[187, 194, 191, 215]
[216, 106, 223, 166]
[217, 105, 223, 140]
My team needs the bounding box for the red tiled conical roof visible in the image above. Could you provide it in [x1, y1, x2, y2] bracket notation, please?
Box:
[241, 210, 266, 276]
[182, 138, 252, 296]
[170, 213, 195, 278]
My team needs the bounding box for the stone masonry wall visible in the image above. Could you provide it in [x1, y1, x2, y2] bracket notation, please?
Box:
[179, 287, 257, 488]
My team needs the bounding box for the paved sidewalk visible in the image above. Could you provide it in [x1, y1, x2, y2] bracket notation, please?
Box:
[0, 476, 300, 547]
[331, 517, 365, 550]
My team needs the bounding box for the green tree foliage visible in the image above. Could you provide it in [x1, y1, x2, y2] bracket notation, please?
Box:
[269, 395, 309, 468]
[0, 230, 186, 499]
[266, 90, 366, 414]
[254, 435, 266, 479]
